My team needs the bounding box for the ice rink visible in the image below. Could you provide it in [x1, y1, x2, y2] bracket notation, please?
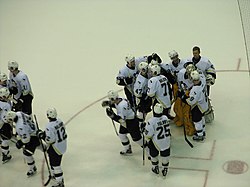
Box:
[0, 0, 250, 187]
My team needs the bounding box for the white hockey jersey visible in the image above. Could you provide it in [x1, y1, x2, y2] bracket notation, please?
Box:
[188, 56, 216, 77]
[177, 68, 193, 91]
[45, 118, 67, 155]
[133, 73, 148, 98]
[15, 112, 37, 144]
[116, 56, 148, 94]
[115, 98, 135, 120]
[145, 115, 170, 151]
[168, 59, 188, 75]
[0, 100, 11, 128]
[147, 75, 171, 108]
[186, 82, 208, 113]
[9, 71, 33, 100]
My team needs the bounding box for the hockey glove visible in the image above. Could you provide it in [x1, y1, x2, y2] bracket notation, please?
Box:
[206, 74, 215, 86]
[147, 55, 153, 63]
[37, 130, 46, 140]
[124, 77, 133, 85]
[101, 100, 111, 107]
[16, 140, 24, 149]
[106, 108, 115, 118]
[181, 94, 188, 103]
[152, 53, 162, 63]
[177, 90, 185, 98]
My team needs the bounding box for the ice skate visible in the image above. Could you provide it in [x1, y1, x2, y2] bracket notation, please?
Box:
[120, 145, 132, 155]
[2, 154, 12, 164]
[27, 166, 37, 177]
[193, 134, 205, 142]
[162, 168, 168, 178]
[151, 165, 159, 175]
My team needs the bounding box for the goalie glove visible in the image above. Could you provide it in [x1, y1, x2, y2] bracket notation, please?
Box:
[206, 74, 215, 86]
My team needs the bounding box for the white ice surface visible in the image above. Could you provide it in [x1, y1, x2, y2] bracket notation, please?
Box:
[0, 0, 250, 187]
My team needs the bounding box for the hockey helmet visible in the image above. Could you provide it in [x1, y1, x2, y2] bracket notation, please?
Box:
[138, 62, 148, 72]
[168, 50, 178, 59]
[125, 54, 135, 63]
[185, 63, 196, 75]
[153, 103, 164, 114]
[0, 87, 10, 98]
[8, 60, 19, 70]
[190, 70, 200, 81]
[47, 108, 57, 119]
[107, 90, 118, 101]
[6, 111, 17, 123]
[150, 64, 161, 76]
[0, 72, 8, 82]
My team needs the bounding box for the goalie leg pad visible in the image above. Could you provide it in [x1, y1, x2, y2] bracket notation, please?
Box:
[205, 108, 214, 123]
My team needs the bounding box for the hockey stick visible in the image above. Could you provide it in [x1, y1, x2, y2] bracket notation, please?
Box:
[33, 115, 52, 186]
[141, 111, 147, 166]
[111, 118, 118, 136]
[183, 125, 193, 148]
[108, 107, 119, 136]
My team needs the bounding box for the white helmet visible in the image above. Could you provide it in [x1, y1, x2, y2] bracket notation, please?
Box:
[154, 103, 164, 114]
[186, 63, 196, 74]
[138, 62, 148, 72]
[8, 60, 19, 70]
[0, 72, 8, 82]
[168, 50, 178, 59]
[150, 60, 159, 66]
[6, 111, 17, 122]
[47, 108, 57, 118]
[190, 70, 200, 81]
[150, 64, 161, 76]
[107, 90, 118, 101]
[125, 54, 135, 63]
[0, 87, 10, 98]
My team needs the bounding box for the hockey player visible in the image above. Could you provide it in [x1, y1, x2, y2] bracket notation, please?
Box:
[5, 111, 40, 177]
[173, 63, 198, 135]
[133, 62, 152, 122]
[144, 103, 170, 177]
[0, 72, 9, 89]
[0, 87, 13, 163]
[38, 108, 67, 187]
[8, 61, 34, 115]
[189, 46, 216, 95]
[102, 90, 144, 155]
[181, 70, 208, 141]
[147, 64, 173, 120]
[116, 54, 147, 109]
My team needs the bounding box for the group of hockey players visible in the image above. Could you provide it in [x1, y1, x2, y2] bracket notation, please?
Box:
[102, 46, 216, 177]
[0, 61, 67, 187]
